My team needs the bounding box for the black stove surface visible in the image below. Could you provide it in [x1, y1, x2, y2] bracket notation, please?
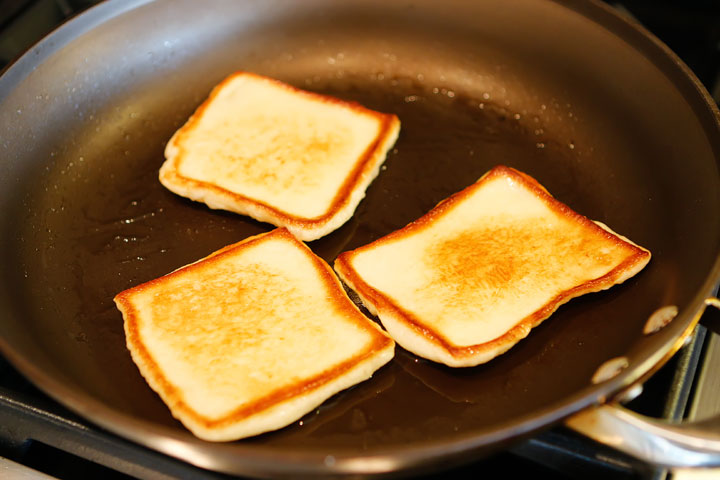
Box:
[0, 1, 718, 479]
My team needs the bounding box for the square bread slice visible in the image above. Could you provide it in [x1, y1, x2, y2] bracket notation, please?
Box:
[160, 72, 401, 241]
[114, 228, 394, 441]
[334, 165, 651, 368]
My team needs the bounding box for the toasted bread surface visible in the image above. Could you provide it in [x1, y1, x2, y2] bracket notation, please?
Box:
[160, 72, 400, 241]
[114, 228, 394, 441]
[335, 166, 651, 367]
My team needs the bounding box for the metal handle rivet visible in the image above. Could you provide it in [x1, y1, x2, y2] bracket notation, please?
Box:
[592, 356, 629, 384]
[643, 305, 678, 335]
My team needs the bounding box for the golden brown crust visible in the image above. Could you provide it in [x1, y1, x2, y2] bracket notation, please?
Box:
[335, 165, 651, 362]
[115, 228, 393, 431]
[161, 71, 400, 230]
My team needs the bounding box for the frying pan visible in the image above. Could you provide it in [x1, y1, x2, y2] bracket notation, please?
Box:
[1, 0, 719, 477]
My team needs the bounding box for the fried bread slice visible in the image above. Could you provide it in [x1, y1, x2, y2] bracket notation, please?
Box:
[114, 228, 394, 441]
[335, 166, 651, 367]
[160, 72, 400, 241]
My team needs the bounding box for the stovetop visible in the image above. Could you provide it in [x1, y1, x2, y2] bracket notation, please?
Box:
[1, 1, 719, 479]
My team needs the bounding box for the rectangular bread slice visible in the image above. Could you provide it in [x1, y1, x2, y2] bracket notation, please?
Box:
[334, 165, 651, 367]
[114, 228, 394, 441]
[160, 72, 400, 241]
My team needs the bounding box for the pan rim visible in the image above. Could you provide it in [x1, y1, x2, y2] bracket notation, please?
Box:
[0, 0, 719, 476]
[0, 0, 153, 85]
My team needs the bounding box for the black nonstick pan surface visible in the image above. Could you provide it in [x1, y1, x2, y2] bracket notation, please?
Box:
[0, 0, 719, 477]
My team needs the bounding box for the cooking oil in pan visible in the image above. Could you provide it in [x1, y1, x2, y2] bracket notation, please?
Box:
[11, 77, 592, 438]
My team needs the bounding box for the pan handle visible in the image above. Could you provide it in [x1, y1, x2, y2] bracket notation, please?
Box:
[565, 403, 720, 468]
[565, 297, 720, 468]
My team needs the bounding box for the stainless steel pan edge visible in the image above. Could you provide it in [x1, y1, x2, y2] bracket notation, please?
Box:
[0, 0, 718, 477]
